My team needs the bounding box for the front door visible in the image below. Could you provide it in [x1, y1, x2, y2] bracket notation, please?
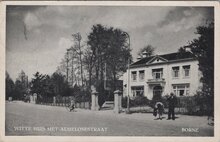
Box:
[153, 85, 163, 99]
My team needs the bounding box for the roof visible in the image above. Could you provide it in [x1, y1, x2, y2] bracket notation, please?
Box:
[130, 52, 196, 68]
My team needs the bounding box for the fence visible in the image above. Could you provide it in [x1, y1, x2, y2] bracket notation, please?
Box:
[36, 96, 91, 109]
[122, 96, 212, 116]
[175, 96, 210, 115]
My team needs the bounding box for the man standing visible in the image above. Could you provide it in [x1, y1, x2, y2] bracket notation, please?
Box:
[167, 92, 177, 120]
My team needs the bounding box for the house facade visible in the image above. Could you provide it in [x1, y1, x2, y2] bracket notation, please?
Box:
[123, 52, 202, 100]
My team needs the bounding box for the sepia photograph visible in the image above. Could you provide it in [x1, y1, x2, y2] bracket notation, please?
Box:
[1, 1, 219, 141]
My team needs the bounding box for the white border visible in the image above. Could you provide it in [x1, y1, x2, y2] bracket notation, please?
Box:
[0, 1, 219, 142]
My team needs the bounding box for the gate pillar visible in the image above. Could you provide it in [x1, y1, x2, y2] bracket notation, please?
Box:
[114, 90, 122, 113]
[91, 90, 99, 111]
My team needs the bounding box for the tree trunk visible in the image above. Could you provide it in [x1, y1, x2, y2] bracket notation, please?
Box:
[113, 69, 117, 91]
[71, 57, 74, 85]
[79, 41, 83, 86]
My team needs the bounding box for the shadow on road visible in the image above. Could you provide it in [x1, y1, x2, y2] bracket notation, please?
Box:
[154, 116, 180, 120]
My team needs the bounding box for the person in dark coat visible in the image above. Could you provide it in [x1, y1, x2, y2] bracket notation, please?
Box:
[167, 92, 177, 120]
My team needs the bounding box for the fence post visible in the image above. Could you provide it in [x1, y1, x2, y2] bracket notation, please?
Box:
[53, 96, 56, 105]
[114, 90, 122, 114]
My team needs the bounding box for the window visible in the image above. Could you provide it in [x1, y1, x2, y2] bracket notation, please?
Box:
[172, 66, 179, 78]
[131, 86, 144, 97]
[131, 71, 137, 81]
[152, 68, 163, 79]
[183, 65, 190, 77]
[139, 70, 145, 81]
[172, 84, 190, 96]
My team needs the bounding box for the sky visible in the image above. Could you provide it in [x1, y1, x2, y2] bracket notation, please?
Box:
[6, 6, 214, 81]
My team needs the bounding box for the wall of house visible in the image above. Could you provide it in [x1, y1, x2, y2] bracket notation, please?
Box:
[166, 60, 201, 96]
[123, 59, 201, 100]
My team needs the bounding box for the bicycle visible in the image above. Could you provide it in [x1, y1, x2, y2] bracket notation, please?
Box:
[65, 101, 75, 112]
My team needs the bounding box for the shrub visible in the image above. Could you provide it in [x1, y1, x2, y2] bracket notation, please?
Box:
[193, 93, 213, 116]
[150, 95, 168, 108]
[122, 96, 150, 108]
[132, 96, 150, 107]
[75, 89, 91, 103]
[175, 95, 213, 116]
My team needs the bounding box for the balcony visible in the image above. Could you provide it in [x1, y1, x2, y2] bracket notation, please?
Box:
[146, 78, 165, 85]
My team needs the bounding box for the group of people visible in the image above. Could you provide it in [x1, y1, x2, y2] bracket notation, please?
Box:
[153, 92, 177, 120]
[68, 93, 177, 118]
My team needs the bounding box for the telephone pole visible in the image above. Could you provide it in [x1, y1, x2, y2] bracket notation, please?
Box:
[123, 32, 131, 114]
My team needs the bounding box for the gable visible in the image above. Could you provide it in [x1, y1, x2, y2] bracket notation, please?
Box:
[130, 52, 195, 68]
[146, 56, 168, 64]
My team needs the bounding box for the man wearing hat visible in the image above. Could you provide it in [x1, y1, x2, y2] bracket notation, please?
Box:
[167, 92, 177, 120]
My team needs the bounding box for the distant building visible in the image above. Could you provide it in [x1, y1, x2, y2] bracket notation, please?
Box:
[123, 52, 202, 99]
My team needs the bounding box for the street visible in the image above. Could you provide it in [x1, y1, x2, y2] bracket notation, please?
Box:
[5, 101, 213, 136]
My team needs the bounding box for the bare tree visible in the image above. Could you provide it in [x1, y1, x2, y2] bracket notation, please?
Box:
[71, 32, 84, 86]
[83, 48, 96, 89]
[56, 54, 70, 83]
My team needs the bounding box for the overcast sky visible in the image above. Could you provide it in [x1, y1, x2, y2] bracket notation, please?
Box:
[6, 6, 213, 81]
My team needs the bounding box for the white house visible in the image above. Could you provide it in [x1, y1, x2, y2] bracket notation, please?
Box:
[123, 52, 202, 100]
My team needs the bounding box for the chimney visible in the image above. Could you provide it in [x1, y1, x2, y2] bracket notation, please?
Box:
[142, 50, 148, 58]
[137, 56, 142, 60]
[184, 46, 191, 52]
